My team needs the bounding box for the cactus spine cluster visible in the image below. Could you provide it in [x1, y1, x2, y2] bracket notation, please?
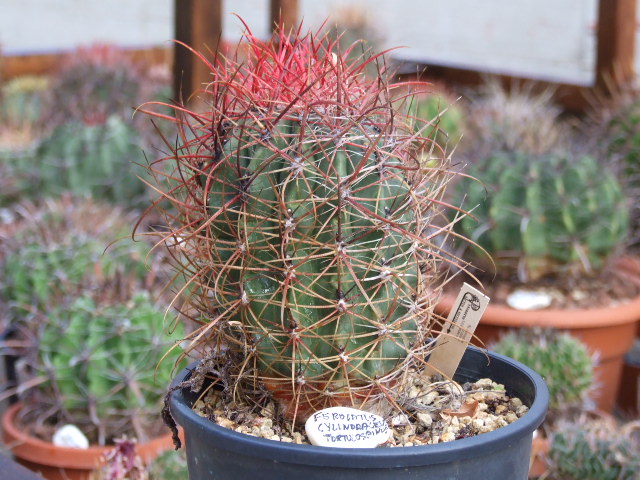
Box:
[453, 153, 628, 281]
[141, 27, 461, 419]
[38, 294, 183, 444]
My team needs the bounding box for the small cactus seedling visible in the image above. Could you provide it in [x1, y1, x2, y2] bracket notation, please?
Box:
[139, 25, 466, 420]
[452, 152, 629, 281]
[99, 438, 148, 480]
[35, 293, 184, 444]
[492, 328, 594, 413]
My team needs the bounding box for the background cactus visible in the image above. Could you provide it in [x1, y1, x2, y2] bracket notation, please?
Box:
[452, 152, 629, 281]
[30, 293, 183, 444]
[492, 328, 594, 414]
[1, 197, 170, 333]
[460, 80, 566, 158]
[140, 26, 463, 419]
[547, 417, 640, 480]
[42, 44, 141, 126]
[15, 116, 150, 208]
[410, 91, 463, 153]
[597, 96, 640, 246]
[0, 75, 48, 134]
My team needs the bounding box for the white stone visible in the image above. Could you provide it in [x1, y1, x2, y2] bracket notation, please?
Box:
[416, 412, 433, 427]
[506, 289, 553, 310]
[305, 406, 390, 448]
[52, 424, 89, 449]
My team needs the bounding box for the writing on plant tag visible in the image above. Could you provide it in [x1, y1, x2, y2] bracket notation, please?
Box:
[305, 406, 390, 448]
[425, 283, 490, 379]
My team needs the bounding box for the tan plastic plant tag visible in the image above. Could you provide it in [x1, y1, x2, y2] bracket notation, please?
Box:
[425, 283, 490, 378]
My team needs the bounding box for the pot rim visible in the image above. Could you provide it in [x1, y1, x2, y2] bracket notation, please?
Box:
[1, 403, 174, 468]
[169, 346, 549, 468]
[436, 291, 640, 329]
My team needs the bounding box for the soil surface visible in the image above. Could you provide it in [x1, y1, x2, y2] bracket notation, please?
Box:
[193, 372, 529, 447]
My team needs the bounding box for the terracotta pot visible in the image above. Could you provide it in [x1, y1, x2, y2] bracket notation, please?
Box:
[528, 434, 548, 478]
[615, 256, 640, 337]
[2, 403, 175, 480]
[436, 261, 640, 412]
[617, 351, 640, 415]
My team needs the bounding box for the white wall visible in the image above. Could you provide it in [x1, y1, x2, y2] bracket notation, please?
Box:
[301, 0, 599, 86]
[0, 1, 270, 55]
[0, 0, 174, 54]
[0, 0, 605, 86]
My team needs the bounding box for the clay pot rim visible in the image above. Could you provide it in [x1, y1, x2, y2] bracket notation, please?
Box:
[437, 257, 640, 329]
[437, 292, 640, 329]
[2, 403, 174, 469]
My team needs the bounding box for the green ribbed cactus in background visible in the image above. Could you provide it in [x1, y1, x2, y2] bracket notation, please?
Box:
[453, 153, 629, 281]
[0, 75, 48, 131]
[139, 25, 465, 420]
[492, 328, 594, 413]
[36, 293, 183, 444]
[600, 97, 640, 244]
[410, 92, 463, 152]
[548, 418, 640, 480]
[1, 198, 160, 325]
[22, 116, 149, 208]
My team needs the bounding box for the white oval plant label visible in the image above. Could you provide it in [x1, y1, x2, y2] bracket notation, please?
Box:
[305, 406, 390, 448]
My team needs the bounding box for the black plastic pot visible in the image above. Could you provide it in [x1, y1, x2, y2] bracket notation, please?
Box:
[169, 347, 548, 479]
[0, 326, 19, 405]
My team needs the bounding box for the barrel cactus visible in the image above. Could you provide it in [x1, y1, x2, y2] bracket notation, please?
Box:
[34, 293, 183, 444]
[453, 153, 629, 281]
[548, 417, 640, 480]
[1, 198, 163, 326]
[21, 116, 149, 208]
[599, 97, 640, 244]
[140, 26, 464, 420]
[410, 92, 463, 151]
[492, 328, 594, 413]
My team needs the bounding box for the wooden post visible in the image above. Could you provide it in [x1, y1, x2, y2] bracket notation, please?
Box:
[173, 0, 223, 104]
[270, 0, 299, 33]
[595, 0, 637, 92]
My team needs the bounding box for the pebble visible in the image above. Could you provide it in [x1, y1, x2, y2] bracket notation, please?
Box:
[416, 412, 433, 427]
[506, 289, 553, 310]
[305, 406, 391, 448]
[52, 424, 89, 449]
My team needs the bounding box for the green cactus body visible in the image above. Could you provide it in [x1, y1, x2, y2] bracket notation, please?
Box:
[549, 420, 640, 480]
[142, 28, 459, 417]
[454, 153, 628, 280]
[25, 116, 148, 207]
[492, 328, 593, 412]
[410, 93, 463, 151]
[39, 294, 183, 442]
[203, 115, 419, 389]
